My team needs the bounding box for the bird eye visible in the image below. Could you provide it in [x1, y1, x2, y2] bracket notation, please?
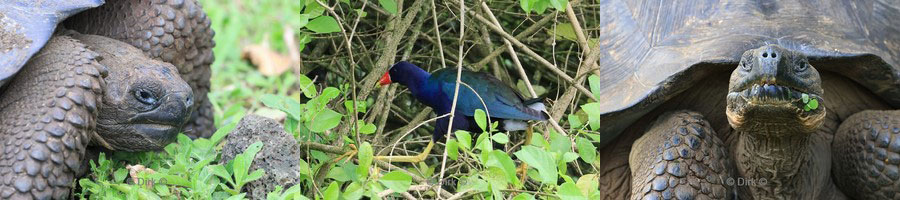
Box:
[134, 89, 158, 105]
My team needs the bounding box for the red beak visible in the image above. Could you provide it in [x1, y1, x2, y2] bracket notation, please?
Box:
[378, 72, 392, 86]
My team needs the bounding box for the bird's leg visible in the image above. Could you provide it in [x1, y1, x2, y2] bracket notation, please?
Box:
[517, 124, 535, 182]
[332, 143, 359, 162]
[374, 141, 435, 163]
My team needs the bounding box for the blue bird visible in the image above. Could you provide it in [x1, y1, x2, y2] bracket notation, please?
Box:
[375, 61, 547, 162]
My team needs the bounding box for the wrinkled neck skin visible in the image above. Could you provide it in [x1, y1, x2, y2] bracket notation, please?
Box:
[735, 124, 820, 200]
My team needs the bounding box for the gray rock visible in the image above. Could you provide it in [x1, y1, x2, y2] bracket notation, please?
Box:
[220, 115, 305, 200]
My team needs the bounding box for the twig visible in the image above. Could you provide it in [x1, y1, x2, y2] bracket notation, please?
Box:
[478, 3, 568, 136]
[436, 0, 466, 198]
[357, 0, 427, 101]
[445, 188, 474, 200]
[377, 184, 432, 198]
[469, 12, 597, 101]
[473, 14, 555, 67]
[564, 0, 590, 54]
[479, 3, 536, 97]
[297, 141, 453, 198]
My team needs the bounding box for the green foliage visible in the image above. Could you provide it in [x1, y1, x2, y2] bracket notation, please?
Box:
[260, 75, 347, 140]
[378, 171, 413, 193]
[211, 141, 266, 195]
[378, 0, 398, 15]
[77, 123, 296, 199]
[520, 0, 568, 14]
[306, 16, 341, 33]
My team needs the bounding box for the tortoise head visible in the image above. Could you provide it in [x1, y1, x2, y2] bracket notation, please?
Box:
[726, 45, 826, 135]
[77, 34, 193, 151]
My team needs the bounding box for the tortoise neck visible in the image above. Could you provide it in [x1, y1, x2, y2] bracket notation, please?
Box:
[735, 130, 818, 199]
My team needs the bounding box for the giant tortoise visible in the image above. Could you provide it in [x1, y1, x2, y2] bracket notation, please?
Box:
[587, 0, 900, 199]
[0, 0, 214, 198]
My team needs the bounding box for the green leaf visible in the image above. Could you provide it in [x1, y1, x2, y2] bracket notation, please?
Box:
[549, 131, 571, 154]
[491, 133, 509, 144]
[568, 114, 583, 129]
[210, 120, 238, 144]
[343, 182, 364, 200]
[297, 74, 317, 98]
[513, 146, 557, 185]
[532, 0, 550, 14]
[379, 171, 412, 193]
[520, 0, 533, 13]
[486, 150, 520, 187]
[446, 139, 459, 160]
[512, 193, 536, 200]
[358, 123, 377, 134]
[455, 131, 472, 150]
[581, 103, 603, 131]
[588, 75, 603, 100]
[554, 23, 577, 41]
[808, 98, 819, 110]
[801, 93, 810, 103]
[562, 152, 579, 163]
[357, 142, 374, 179]
[306, 16, 341, 33]
[475, 131, 493, 153]
[209, 165, 234, 187]
[323, 182, 340, 200]
[319, 87, 341, 102]
[549, 0, 569, 11]
[576, 174, 600, 197]
[309, 109, 342, 133]
[260, 94, 285, 110]
[113, 168, 128, 183]
[576, 137, 597, 163]
[283, 98, 304, 120]
[557, 181, 586, 200]
[378, 0, 398, 15]
[474, 109, 488, 132]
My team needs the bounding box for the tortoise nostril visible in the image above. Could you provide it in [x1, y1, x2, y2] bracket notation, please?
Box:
[763, 52, 768, 58]
[772, 53, 776, 58]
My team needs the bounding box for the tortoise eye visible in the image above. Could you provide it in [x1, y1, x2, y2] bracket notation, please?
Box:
[134, 89, 158, 105]
[796, 62, 808, 72]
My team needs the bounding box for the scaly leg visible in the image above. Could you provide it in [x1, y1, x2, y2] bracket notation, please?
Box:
[0, 36, 105, 199]
[833, 110, 900, 199]
[517, 125, 534, 183]
[375, 141, 435, 163]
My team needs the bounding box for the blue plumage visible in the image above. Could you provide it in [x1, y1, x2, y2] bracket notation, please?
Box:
[380, 61, 548, 140]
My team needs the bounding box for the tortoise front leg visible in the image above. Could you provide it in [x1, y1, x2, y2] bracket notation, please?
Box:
[833, 110, 900, 199]
[0, 36, 106, 199]
[629, 111, 735, 200]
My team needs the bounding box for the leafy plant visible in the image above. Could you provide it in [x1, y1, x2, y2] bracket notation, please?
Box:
[210, 141, 266, 195]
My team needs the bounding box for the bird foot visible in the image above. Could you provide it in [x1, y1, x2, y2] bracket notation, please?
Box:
[332, 144, 359, 163]
[374, 141, 435, 163]
[517, 163, 529, 183]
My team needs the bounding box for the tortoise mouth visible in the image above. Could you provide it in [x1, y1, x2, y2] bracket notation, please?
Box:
[726, 83, 826, 133]
[735, 83, 809, 105]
